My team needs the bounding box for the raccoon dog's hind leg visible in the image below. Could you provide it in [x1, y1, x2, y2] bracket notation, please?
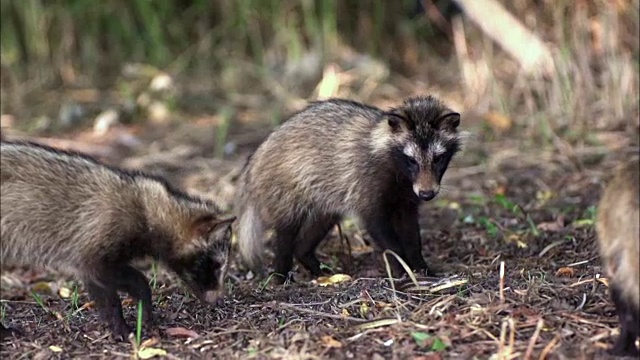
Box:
[236, 204, 266, 274]
[294, 214, 340, 276]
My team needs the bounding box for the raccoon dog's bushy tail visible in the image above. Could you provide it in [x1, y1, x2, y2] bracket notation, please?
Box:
[236, 203, 265, 274]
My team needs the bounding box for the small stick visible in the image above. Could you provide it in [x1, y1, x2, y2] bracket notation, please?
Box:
[524, 318, 544, 360]
[499, 261, 506, 304]
[538, 335, 559, 360]
[498, 319, 507, 357]
[276, 302, 368, 323]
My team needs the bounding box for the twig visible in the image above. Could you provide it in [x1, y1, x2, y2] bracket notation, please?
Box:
[538, 334, 560, 360]
[524, 318, 544, 360]
[499, 261, 506, 304]
[275, 302, 368, 323]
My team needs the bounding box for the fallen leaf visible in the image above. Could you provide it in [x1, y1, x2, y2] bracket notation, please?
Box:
[31, 282, 53, 294]
[431, 337, 448, 351]
[493, 185, 507, 195]
[483, 111, 513, 133]
[351, 245, 374, 255]
[413, 355, 442, 360]
[359, 302, 370, 317]
[556, 267, 575, 278]
[141, 337, 160, 348]
[321, 335, 343, 348]
[53, 311, 64, 321]
[81, 301, 95, 310]
[411, 331, 431, 347]
[58, 287, 72, 299]
[506, 233, 528, 248]
[49, 346, 63, 353]
[537, 216, 565, 232]
[596, 276, 609, 287]
[314, 274, 352, 287]
[137, 347, 167, 359]
[341, 308, 351, 317]
[165, 327, 200, 339]
[122, 298, 135, 306]
[536, 190, 554, 204]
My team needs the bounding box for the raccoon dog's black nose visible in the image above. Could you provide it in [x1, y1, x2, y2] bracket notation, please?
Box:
[418, 190, 436, 201]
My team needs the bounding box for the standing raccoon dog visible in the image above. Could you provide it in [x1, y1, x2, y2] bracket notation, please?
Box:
[0, 141, 236, 341]
[235, 96, 463, 281]
[596, 157, 640, 357]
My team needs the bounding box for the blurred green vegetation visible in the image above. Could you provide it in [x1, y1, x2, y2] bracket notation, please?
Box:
[0, 0, 442, 81]
[0, 0, 638, 144]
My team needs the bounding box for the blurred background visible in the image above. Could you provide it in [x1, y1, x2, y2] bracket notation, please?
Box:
[0, 0, 638, 206]
[1, 2, 640, 357]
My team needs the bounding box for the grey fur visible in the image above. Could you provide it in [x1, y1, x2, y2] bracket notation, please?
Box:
[596, 156, 640, 356]
[1, 140, 235, 341]
[234, 96, 462, 280]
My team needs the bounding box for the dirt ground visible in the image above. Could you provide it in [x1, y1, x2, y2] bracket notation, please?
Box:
[1, 109, 638, 359]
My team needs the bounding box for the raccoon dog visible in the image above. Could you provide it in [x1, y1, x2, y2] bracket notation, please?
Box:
[596, 156, 640, 357]
[235, 96, 462, 281]
[0, 141, 236, 341]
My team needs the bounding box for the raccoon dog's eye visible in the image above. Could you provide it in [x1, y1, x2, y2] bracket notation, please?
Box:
[406, 156, 419, 169]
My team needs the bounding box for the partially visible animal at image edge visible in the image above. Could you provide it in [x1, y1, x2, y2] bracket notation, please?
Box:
[234, 95, 464, 281]
[596, 156, 640, 357]
[0, 140, 236, 341]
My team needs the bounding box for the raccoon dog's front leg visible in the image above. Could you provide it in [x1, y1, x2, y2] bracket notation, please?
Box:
[390, 204, 430, 274]
[0, 324, 21, 340]
[115, 265, 153, 326]
[361, 210, 409, 277]
[85, 272, 132, 342]
[610, 286, 640, 357]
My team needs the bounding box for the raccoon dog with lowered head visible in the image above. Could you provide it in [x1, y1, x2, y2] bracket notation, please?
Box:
[0, 141, 236, 341]
[596, 156, 640, 357]
[235, 95, 463, 281]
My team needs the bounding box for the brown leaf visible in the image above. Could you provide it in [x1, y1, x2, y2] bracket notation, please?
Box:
[122, 298, 135, 306]
[321, 335, 343, 348]
[556, 267, 575, 278]
[483, 112, 513, 134]
[413, 354, 442, 360]
[165, 327, 200, 339]
[140, 337, 160, 348]
[537, 216, 565, 232]
[81, 301, 95, 310]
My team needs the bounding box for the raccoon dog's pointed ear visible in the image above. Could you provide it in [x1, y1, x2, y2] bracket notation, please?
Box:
[191, 214, 236, 238]
[385, 112, 408, 132]
[438, 112, 460, 130]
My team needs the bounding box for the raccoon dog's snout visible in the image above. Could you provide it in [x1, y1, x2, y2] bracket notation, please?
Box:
[418, 189, 437, 201]
[413, 178, 440, 201]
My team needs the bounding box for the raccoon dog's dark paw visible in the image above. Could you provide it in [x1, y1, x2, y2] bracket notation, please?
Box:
[609, 338, 640, 358]
[0, 324, 21, 340]
[109, 323, 134, 343]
